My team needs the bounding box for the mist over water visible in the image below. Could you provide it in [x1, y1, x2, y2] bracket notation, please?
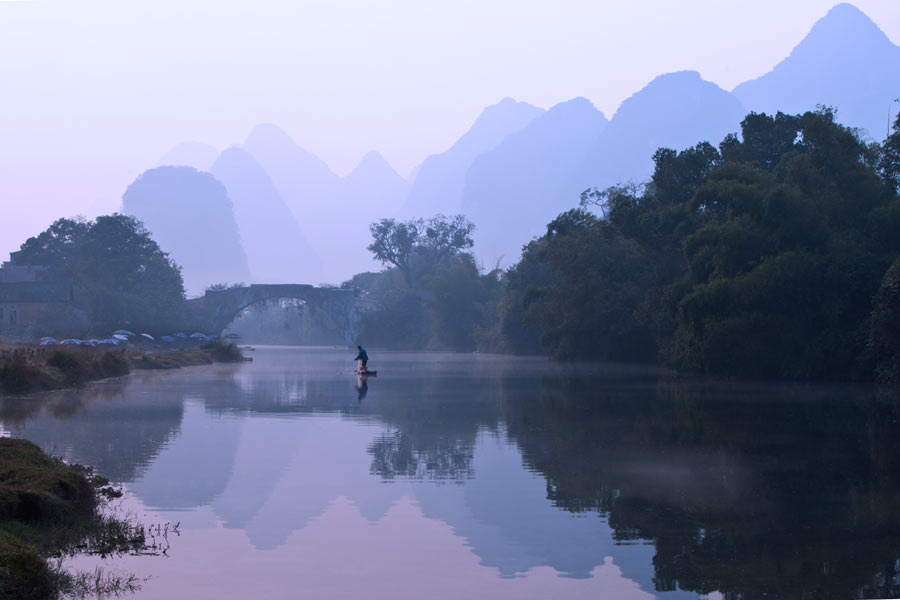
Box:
[3, 3, 898, 287]
[2, 348, 899, 599]
[3, 3, 900, 598]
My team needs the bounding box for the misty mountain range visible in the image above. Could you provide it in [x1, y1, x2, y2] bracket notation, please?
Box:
[130, 3, 899, 292]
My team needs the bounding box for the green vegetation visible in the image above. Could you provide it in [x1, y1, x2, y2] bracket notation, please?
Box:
[347, 214, 504, 351]
[869, 256, 900, 385]
[129, 341, 246, 369]
[0, 342, 246, 396]
[15, 213, 186, 335]
[359, 360, 900, 597]
[0, 347, 127, 395]
[498, 109, 900, 381]
[0, 438, 148, 599]
[336, 109, 900, 382]
[367, 214, 475, 287]
[499, 374, 900, 598]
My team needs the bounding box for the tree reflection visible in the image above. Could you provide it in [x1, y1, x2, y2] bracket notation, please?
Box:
[0, 374, 185, 482]
[500, 375, 900, 599]
[5, 350, 900, 598]
[368, 431, 474, 481]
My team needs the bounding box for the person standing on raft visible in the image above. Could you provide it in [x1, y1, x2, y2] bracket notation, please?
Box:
[353, 345, 369, 372]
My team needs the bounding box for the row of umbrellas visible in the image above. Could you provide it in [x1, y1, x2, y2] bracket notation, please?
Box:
[38, 331, 240, 347]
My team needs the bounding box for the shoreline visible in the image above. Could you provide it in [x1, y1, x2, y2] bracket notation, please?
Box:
[0, 438, 151, 599]
[0, 342, 247, 397]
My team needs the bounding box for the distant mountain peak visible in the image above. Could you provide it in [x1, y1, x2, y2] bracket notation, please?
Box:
[476, 97, 543, 120]
[732, 3, 897, 139]
[213, 146, 259, 168]
[797, 2, 891, 51]
[549, 96, 605, 118]
[357, 150, 389, 168]
[157, 141, 219, 171]
[820, 3, 884, 29]
[612, 71, 738, 122]
[346, 150, 402, 182]
[734, 3, 893, 90]
[397, 98, 543, 217]
[242, 122, 337, 182]
[246, 123, 294, 144]
[243, 123, 330, 166]
[646, 70, 703, 87]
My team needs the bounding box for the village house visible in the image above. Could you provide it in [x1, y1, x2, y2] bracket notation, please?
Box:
[0, 252, 48, 283]
[0, 254, 86, 340]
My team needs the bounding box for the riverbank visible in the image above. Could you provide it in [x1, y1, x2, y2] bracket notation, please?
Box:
[0, 342, 247, 396]
[0, 438, 148, 599]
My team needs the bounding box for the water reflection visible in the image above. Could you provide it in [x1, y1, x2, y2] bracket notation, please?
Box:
[2, 348, 899, 599]
[0, 370, 189, 482]
[501, 375, 900, 598]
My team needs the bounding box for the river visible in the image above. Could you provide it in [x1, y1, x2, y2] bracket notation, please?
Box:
[1, 346, 899, 599]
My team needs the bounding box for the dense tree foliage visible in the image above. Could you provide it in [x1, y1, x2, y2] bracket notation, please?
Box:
[880, 109, 900, 191]
[504, 210, 656, 361]
[367, 214, 475, 286]
[16, 214, 185, 334]
[350, 215, 501, 351]
[428, 253, 504, 352]
[869, 256, 900, 385]
[501, 109, 900, 380]
[501, 373, 900, 597]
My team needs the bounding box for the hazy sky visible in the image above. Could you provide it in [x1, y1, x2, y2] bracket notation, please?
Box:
[1, 0, 898, 258]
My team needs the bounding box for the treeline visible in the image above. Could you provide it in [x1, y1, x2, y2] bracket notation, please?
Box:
[343, 215, 504, 351]
[503, 109, 900, 381]
[356, 109, 900, 382]
[15, 214, 186, 335]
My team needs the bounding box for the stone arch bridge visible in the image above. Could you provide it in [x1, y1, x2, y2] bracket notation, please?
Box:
[184, 284, 376, 344]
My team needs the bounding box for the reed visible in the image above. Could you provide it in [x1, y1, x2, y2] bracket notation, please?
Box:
[0, 342, 245, 395]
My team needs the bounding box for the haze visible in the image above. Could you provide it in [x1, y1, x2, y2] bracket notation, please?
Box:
[1, 0, 899, 284]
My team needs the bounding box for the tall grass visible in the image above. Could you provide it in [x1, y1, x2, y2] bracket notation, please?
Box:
[0, 341, 245, 395]
[0, 439, 173, 598]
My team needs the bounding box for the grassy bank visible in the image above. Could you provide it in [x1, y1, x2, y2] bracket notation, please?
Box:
[0, 438, 149, 599]
[0, 342, 247, 396]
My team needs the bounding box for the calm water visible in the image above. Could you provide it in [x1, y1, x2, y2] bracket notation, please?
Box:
[2, 347, 900, 599]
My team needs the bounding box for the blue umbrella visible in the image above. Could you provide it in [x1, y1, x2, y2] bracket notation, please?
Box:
[161, 335, 175, 343]
[113, 329, 136, 337]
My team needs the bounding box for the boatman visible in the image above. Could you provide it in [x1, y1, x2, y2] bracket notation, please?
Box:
[354, 345, 369, 372]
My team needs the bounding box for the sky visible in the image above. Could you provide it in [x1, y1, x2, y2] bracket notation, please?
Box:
[1, 0, 899, 259]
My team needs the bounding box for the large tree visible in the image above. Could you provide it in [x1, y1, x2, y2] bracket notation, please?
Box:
[503, 209, 656, 361]
[501, 108, 900, 380]
[16, 214, 185, 334]
[367, 214, 474, 286]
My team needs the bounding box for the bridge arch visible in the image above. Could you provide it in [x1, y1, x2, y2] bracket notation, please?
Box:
[183, 284, 374, 345]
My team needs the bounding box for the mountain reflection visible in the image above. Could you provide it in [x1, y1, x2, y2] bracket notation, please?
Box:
[0, 370, 187, 482]
[3, 350, 899, 598]
[499, 376, 900, 599]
